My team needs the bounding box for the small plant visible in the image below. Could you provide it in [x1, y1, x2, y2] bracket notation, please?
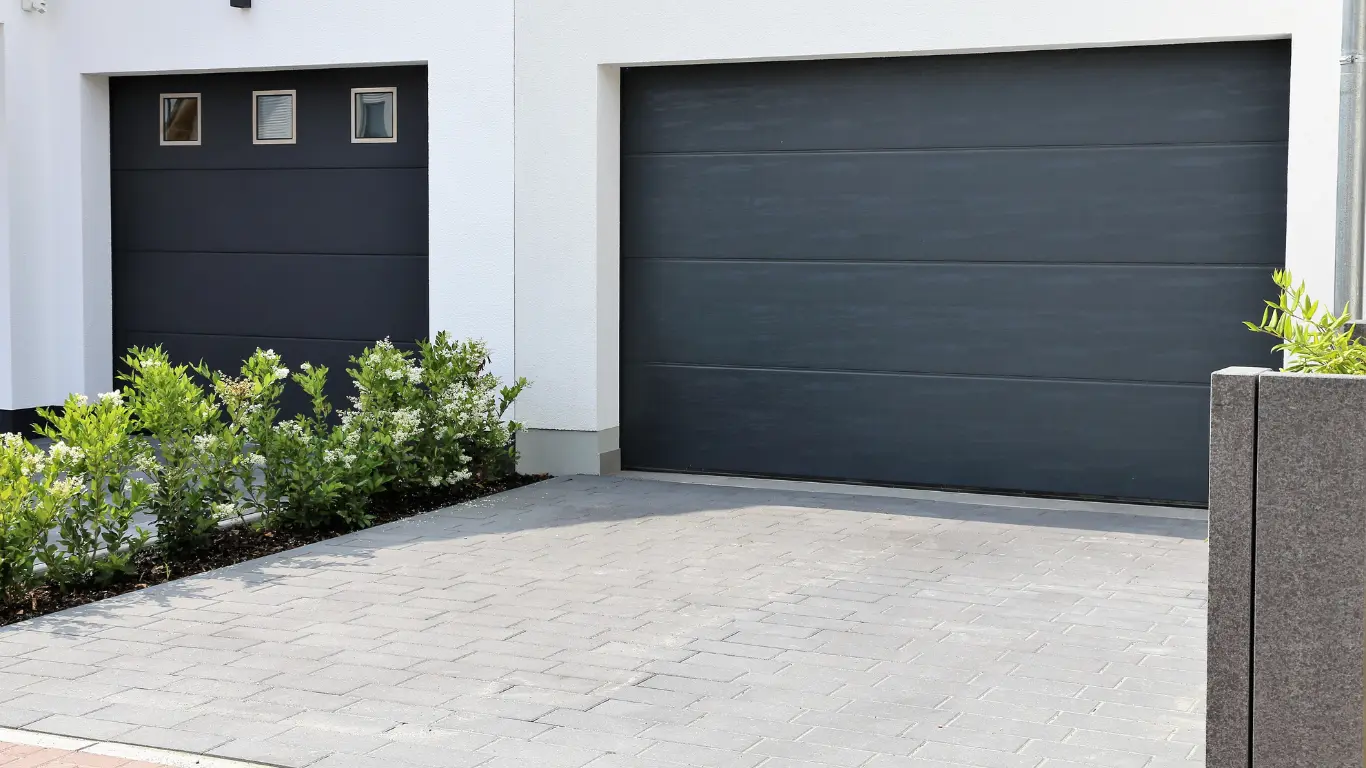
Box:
[121, 347, 245, 556]
[0, 435, 77, 606]
[1246, 269, 1366, 374]
[36, 393, 152, 588]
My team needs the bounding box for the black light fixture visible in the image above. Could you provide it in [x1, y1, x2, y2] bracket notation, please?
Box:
[230, 0, 251, 7]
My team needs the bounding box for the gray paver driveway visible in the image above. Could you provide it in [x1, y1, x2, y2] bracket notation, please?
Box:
[0, 476, 1208, 768]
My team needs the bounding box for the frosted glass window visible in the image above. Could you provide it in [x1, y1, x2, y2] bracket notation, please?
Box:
[254, 90, 296, 144]
[352, 88, 397, 143]
[161, 94, 201, 145]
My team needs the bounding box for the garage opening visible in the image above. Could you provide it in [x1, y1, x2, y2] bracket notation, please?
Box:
[111, 65, 428, 413]
[619, 42, 1289, 504]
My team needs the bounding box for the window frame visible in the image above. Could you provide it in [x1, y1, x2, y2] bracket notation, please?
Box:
[252, 89, 298, 145]
[159, 92, 202, 146]
[350, 86, 398, 144]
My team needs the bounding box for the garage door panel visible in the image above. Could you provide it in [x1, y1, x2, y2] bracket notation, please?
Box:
[113, 168, 428, 255]
[622, 364, 1210, 503]
[115, 331, 418, 421]
[110, 66, 428, 172]
[114, 252, 428, 343]
[622, 259, 1279, 384]
[623, 42, 1290, 155]
[622, 144, 1288, 264]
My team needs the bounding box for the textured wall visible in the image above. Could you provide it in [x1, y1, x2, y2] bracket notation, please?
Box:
[1206, 367, 1264, 768]
[1252, 372, 1366, 765]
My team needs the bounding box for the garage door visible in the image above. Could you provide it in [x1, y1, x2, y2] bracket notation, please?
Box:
[620, 42, 1289, 504]
[111, 66, 427, 412]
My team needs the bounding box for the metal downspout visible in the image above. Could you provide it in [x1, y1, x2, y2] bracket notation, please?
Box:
[1336, 0, 1366, 319]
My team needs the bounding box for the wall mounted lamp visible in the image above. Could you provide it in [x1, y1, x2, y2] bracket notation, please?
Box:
[20, 0, 47, 13]
[230, 0, 251, 7]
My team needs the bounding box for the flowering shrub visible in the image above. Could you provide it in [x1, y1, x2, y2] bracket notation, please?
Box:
[414, 334, 526, 487]
[121, 347, 245, 555]
[0, 435, 77, 606]
[0, 334, 527, 605]
[36, 393, 152, 588]
[345, 335, 527, 492]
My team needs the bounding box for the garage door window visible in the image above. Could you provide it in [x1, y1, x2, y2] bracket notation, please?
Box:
[352, 87, 397, 143]
[160, 93, 200, 146]
[253, 90, 296, 145]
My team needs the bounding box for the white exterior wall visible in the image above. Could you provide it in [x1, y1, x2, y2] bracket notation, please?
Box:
[0, 0, 514, 411]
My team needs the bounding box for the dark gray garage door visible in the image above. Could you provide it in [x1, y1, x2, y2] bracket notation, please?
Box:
[111, 66, 427, 411]
[620, 42, 1289, 504]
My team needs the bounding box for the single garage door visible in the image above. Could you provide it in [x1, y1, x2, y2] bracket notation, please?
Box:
[620, 41, 1289, 504]
[111, 66, 427, 411]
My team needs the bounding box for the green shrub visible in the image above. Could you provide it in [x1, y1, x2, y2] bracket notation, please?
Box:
[0, 435, 77, 606]
[36, 393, 152, 588]
[1246, 269, 1366, 374]
[264, 362, 389, 531]
[344, 335, 527, 492]
[0, 333, 528, 601]
[415, 334, 526, 486]
[120, 347, 245, 555]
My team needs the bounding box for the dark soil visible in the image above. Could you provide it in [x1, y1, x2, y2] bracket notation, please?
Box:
[0, 474, 548, 627]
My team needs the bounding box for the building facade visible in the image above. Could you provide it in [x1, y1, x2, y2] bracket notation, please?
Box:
[0, 0, 1341, 504]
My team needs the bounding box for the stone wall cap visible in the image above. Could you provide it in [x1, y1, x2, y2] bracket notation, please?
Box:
[1258, 370, 1366, 382]
[1214, 366, 1272, 377]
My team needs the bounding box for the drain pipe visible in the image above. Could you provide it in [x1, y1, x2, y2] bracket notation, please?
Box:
[1336, 0, 1366, 319]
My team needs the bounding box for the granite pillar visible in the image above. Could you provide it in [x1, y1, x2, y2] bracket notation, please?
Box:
[1251, 372, 1366, 766]
[1206, 367, 1265, 768]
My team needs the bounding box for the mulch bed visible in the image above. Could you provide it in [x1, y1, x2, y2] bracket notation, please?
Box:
[0, 474, 548, 628]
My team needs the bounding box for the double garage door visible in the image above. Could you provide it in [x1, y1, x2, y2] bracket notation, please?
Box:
[111, 66, 428, 413]
[621, 42, 1290, 504]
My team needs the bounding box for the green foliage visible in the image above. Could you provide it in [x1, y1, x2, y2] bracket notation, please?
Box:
[1246, 269, 1366, 374]
[0, 435, 75, 606]
[415, 334, 527, 485]
[344, 335, 528, 492]
[36, 392, 152, 588]
[0, 333, 528, 604]
[120, 347, 245, 556]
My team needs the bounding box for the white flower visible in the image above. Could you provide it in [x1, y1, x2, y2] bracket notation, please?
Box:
[406, 365, 423, 385]
[385, 368, 405, 381]
[300, 362, 312, 371]
[212, 502, 238, 519]
[134, 453, 160, 474]
[48, 442, 85, 465]
[428, 475, 444, 487]
[276, 421, 305, 438]
[247, 453, 266, 467]
[50, 476, 84, 500]
[446, 470, 471, 484]
[141, 359, 165, 369]
[75, 394, 90, 406]
[273, 366, 290, 380]
[261, 349, 281, 362]
[20, 452, 48, 476]
[192, 434, 220, 452]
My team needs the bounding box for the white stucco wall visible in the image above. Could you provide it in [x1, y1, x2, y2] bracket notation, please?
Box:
[0, 0, 514, 411]
[514, 0, 1339, 470]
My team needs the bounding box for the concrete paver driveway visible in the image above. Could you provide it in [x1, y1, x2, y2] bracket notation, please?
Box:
[0, 476, 1207, 768]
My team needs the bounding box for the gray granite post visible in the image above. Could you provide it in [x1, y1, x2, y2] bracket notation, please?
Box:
[1206, 367, 1265, 768]
[1252, 372, 1366, 766]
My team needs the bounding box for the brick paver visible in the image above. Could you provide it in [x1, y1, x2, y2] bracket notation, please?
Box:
[0, 476, 1208, 767]
[0, 740, 167, 767]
